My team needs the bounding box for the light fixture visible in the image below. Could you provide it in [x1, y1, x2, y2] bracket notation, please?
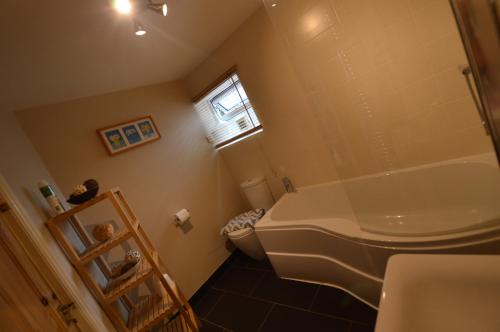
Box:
[134, 21, 147, 36]
[162, 1, 168, 16]
[146, 0, 169, 16]
[271, 3, 277, 7]
[114, 0, 132, 14]
[113, 0, 170, 36]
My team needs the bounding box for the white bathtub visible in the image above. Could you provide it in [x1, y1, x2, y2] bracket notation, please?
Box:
[255, 153, 500, 308]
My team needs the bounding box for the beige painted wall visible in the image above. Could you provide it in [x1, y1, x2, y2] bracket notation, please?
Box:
[16, 81, 247, 298]
[262, 0, 494, 178]
[0, 111, 115, 331]
[184, 7, 339, 199]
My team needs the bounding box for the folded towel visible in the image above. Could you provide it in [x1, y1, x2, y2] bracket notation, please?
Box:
[220, 208, 266, 236]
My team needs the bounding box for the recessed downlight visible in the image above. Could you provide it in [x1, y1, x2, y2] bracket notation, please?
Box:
[134, 21, 147, 36]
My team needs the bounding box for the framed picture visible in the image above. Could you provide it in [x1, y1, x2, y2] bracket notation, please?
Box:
[97, 116, 161, 156]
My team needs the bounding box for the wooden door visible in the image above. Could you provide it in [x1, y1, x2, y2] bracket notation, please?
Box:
[0, 210, 69, 332]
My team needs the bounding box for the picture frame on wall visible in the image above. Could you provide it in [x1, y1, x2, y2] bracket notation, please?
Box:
[97, 116, 161, 156]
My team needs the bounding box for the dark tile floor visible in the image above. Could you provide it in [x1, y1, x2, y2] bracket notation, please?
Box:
[189, 251, 377, 332]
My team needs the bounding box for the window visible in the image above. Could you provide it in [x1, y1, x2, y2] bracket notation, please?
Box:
[193, 68, 262, 149]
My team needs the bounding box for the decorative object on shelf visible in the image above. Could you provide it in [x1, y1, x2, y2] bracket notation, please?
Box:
[125, 249, 141, 264]
[97, 116, 161, 156]
[111, 259, 141, 281]
[73, 184, 87, 195]
[112, 0, 169, 36]
[84, 179, 99, 191]
[67, 179, 100, 205]
[92, 223, 114, 242]
[38, 180, 65, 215]
[111, 249, 142, 281]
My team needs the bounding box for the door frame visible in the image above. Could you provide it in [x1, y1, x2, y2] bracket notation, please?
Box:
[0, 172, 112, 332]
[0, 214, 69, 331]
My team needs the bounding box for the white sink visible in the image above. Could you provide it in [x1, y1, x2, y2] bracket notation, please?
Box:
[375, 254, 500, 332]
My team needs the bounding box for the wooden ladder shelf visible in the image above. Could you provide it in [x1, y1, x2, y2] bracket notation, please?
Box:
[46, 188, 199, 332]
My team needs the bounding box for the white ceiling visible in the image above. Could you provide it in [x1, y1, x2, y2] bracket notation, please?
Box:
[0, 0, 261, 112]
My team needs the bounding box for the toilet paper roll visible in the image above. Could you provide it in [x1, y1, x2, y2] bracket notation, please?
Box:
[174, 209, 190, 226]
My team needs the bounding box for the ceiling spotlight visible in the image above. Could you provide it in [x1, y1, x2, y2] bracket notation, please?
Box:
[146, 0, 169, 16]
[162, 2, 168, 16]
[114, 0, 169, 36]
[114, 0, 132, 14]
[271, 3, 277, 7]
[134, 21, 147, 36]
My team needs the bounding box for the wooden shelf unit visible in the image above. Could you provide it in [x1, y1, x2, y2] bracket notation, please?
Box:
[46, 188, 199, 332]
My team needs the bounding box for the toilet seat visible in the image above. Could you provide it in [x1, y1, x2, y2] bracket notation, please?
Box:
[227, 227, 254, 239]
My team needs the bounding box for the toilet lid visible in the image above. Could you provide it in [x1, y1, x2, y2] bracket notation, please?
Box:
[228, 227, 253, 239]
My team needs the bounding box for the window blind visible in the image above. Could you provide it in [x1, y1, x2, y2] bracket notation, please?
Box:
[194, 72, 262, 149]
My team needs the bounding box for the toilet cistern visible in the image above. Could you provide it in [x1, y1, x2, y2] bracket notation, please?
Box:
[240, 177, 275, 211]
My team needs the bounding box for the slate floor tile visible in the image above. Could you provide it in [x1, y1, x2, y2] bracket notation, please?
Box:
[350, 323, 375, 332]
[206, 259, 236, 286]
[311, 286, 377, 324]
[245, 258, 274, 271]
[213, 267, 264, 295]
[231, 251, 254, 267]
[191, 251, 379, 332]
[206, 293, 272, 332]
[200, 319, 225, 332]
[259, 304, 350, 332]
[252, 272, 318, 309]
[194, 288, 224, 318]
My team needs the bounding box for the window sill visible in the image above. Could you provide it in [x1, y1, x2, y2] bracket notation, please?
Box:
[215, 125, 263, 150]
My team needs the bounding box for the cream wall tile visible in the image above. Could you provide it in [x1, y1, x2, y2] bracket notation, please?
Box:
[383, 25, 435, 86]
[373, 0, 412, 26]
[430, 97, 485, 132]
[412, 0, 457, 42]
[307, 29, 339, 65]
[341, 44, 379, 79]
[435, 68, 470, 103]
[399, 76, 441, 115]
[457, 126, 493, 154]
[189, 1, 493, 185]
[408, 0, 442, 12]
[290, 50, 324, 95]
[185, 8, 339, 189]
[426, 31, 468, 73]
[287, 0, 337, 46]
[322, 52, 353, 85]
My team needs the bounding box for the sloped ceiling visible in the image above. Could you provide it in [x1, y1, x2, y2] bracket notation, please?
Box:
[0, 0, 261, 112]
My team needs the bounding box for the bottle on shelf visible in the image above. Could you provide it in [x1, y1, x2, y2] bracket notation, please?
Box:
[38, 180, 65, 216]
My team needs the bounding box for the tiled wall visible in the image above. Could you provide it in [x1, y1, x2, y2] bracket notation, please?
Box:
[184, 8, 339, 199]
[264, 0, 494, 178]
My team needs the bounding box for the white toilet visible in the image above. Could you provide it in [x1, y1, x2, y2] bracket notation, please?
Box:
[227, 177, 275, 260]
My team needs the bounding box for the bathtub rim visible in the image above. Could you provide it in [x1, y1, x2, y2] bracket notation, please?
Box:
[326, 152, 498, 185]
[257, 152, 500, 245]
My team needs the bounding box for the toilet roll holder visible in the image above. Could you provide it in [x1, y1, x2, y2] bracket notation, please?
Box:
[174, 208, 190, 227]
